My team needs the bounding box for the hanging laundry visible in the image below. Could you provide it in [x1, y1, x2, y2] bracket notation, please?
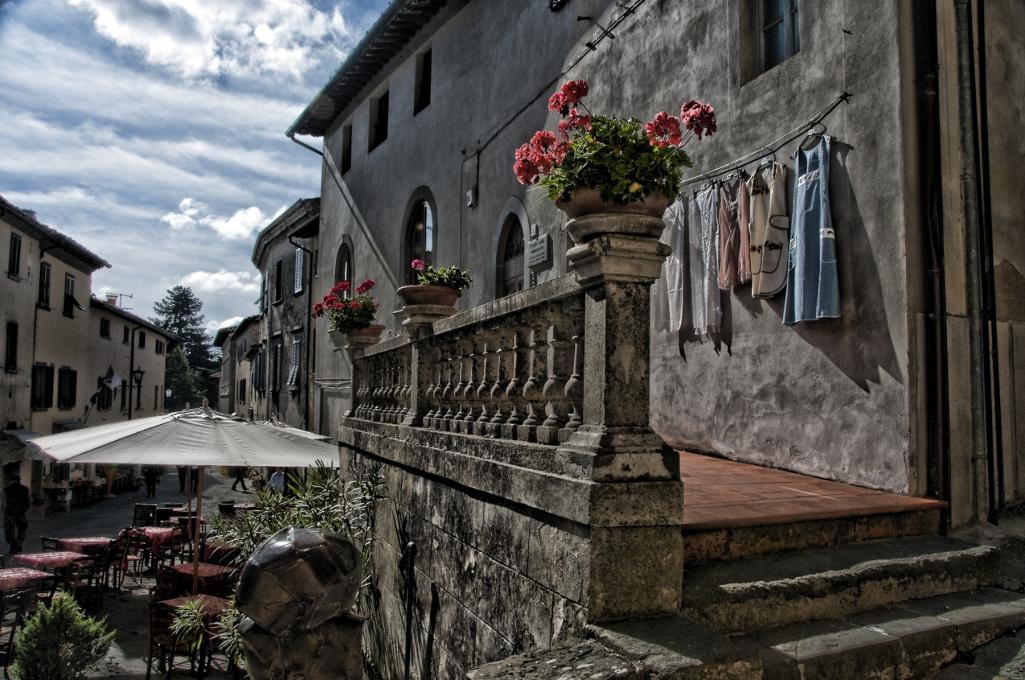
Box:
[661, 201, 687, 334]
[747, 162, 790, 298]
[783, 135, 840, 324]
[717, 175, 751, 289]
[694, 183, 722, 336]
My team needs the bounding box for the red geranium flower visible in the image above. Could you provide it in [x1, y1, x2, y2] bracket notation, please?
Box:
[355, 279, 375, 294]
[680, 100, 717, 139]
[558, 108, 592, 138]
[645, 111, 682, 148]
[313, 302, 325, 317]
[410, 258, 426, 272]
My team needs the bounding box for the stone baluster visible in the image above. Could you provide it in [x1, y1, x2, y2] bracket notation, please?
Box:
[450, 339, 470, 430]
[502, 329, 528, 439]
[517, 320, 549, 443]
[460, 337, 482, 433]
[562, 331, 584, 436]
[474, 331, 496, 435]
[537, 318, 572, 445]
[422, 341, 439, 425]
[487, 330, 512, 437]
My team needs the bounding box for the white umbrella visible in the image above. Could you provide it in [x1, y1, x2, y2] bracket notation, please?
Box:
[27, 403, 338, 593]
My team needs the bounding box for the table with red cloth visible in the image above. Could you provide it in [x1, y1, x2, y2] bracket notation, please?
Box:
[202, 540, 240, 566]
[169, 562, 237, 595]
[10, 551, 89, 572]
[157, 593, 231, 618]
[54, 537, 112, 556]
[0, 567, 52, 590]
[135, 526, 180, 552]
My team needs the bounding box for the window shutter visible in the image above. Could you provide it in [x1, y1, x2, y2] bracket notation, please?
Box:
[45, 366, 54, 408]
[294, 248, 304, 294]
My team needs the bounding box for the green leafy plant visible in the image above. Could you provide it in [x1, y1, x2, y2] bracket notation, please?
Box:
[12, 593, 115, 680]
[212, 603, 245, 668]
[514, 79, 716, 204]
[409, 259, 472, 290]
[169, 598, 207, 656]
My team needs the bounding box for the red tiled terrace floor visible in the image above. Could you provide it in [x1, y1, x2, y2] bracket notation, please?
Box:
[680, 451, 947, 532]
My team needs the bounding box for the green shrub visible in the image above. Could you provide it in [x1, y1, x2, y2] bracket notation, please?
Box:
[11, 593, 115, 680]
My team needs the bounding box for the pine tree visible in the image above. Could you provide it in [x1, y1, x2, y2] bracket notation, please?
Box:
[151, 285, 214, 371]
[164, 346, 203, 410]
[11, 593, 115, 680]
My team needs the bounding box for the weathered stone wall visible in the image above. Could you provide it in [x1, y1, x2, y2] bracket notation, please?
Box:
[313, 0, 922, 494]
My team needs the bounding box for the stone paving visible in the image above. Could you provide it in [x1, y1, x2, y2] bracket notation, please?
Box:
[12, 468, 252, 678]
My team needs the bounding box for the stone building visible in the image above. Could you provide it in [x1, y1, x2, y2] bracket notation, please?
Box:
[213, 323, 239, 414]
[233, 316, 261, 420]
[287, 0, 1025, 676]
[86, 295, 176, 425]
[251, 198, 319, 428]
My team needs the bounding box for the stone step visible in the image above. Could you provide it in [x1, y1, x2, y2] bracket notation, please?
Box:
[683, 506, 945, 565]
[588, 588, 1025, 679]
[682, 536, 1000, 634]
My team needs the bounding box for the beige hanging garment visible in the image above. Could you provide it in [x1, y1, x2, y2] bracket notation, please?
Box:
[747, 162, 789, 298]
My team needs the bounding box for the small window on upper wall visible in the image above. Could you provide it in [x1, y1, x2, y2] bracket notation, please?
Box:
[761, 0, 799, 72]
[293, 247, 304, 294]
[123, 326, 130, 344]
[138, 330, 146, 349]
[340, 125, 352, 174]
[7, 233, 21, 279]
[274, 260, 283, 302]
[38, 262, 51, 308]
[369, 91, 389, 151]
[99, 318, 110, 338]
[414, 49, 432, 115]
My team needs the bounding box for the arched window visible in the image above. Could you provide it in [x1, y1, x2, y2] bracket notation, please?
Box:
[496, 214, 525, 297]
[335, 243, 353, 298]
[406, 200, 434, 282]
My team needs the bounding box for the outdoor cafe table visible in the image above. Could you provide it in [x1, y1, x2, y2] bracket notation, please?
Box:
[54, 536, 112, 556]
[168, 562, 237, 596]
[136, 526, 180, 552]
[0, 567, 51, 591]
[157, 593, 230, 619]
[10, 551, 90, 572]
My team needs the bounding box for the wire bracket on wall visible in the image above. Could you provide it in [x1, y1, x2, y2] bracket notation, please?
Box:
[680, 91, 853, 188]
[577, 16, 617, 50]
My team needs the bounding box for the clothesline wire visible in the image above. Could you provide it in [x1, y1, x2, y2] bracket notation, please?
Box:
[680, 91, 852, 189]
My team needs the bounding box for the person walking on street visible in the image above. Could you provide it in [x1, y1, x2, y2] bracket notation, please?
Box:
[143, 465, 160, 498]
[231, 466, 249, 492]
[269, 468, 285, 494]
[3, 475, 30, 555]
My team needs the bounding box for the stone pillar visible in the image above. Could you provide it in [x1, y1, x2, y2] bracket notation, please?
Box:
[563, 231, 684, 621]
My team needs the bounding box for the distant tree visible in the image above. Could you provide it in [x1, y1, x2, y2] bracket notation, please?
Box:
[151, 285, 214, 371]
[165, 346, 203, 410]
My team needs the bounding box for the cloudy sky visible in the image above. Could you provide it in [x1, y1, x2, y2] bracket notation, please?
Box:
[0, 0, 387, 335]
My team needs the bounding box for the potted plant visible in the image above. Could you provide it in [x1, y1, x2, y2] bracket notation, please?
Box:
[514, 79, 716, 243]
[12, 593, 115, 680]
[396, 259, 472, 329]
[313, 279, 384, 349]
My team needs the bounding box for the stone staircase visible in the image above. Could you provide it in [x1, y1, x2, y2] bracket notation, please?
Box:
[470, 529, 1025, 679]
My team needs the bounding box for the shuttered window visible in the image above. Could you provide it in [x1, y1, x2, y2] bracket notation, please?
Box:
[57, 366, 77, 409]
[294, 247, 304, 294]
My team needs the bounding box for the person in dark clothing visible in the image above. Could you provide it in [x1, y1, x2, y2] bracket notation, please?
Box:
[143, 466, 160, 498]
[177, 466, 187, 492]
[191, 467, 200, 494]
[231, 467, 248, 492]
[3, 475, 30, 555]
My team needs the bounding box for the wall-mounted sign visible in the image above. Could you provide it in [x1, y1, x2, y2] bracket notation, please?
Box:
[527, 236, 550, 268]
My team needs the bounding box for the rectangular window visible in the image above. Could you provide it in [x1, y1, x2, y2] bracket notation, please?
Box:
[414, 49, 432, 114]
[100, 318, 110, 338]
[294, 247, 304, 294]
[260, 271, 268, 312]
[120, 382, 127, 411]
[38, 262, 51, 308]
[31, 364, 54, 410]
[761, 0, 799, 72]
[271, 342, 282, 391]
[340, 125, 352, 174]
[4, 322, 17, 373]
[138, 330, 146, 349]
[57, 367, 77, 409]
[153, 384, 158, 410]
[238, 378, 247, 403]
[287, 335, 301, 389]
[274, 260, 283, 302]
[155, 339, 164, 355]
[369, 90, 389, 151]
[63, 273, 76, 318]
[7, 233, 21, 279]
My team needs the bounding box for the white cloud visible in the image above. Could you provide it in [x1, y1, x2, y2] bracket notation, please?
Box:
[161, 198, 270, 240]
[177, 270, 261, 295]
[68, 0, 351, 80]
[206, 316, 245, 336]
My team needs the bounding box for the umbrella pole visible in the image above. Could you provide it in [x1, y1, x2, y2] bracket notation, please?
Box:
[192, 466, 203, 595]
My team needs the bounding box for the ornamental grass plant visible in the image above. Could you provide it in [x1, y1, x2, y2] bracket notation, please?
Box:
[514, 79, 716, 204]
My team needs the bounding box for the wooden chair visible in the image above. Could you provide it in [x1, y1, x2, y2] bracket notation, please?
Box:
[0, 589, 32, 679]
[133, 503, 158, 527]
[145, 570, 196, 680]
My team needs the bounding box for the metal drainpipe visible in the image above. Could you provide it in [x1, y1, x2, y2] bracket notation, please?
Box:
[288, 231, 315, 430]
[953, 0, 992, 524]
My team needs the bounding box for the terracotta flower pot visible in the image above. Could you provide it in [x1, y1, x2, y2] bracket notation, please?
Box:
[396, 284, 461, 308]
[330, 324, 385, 350]
[557, 188, 672, 244]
